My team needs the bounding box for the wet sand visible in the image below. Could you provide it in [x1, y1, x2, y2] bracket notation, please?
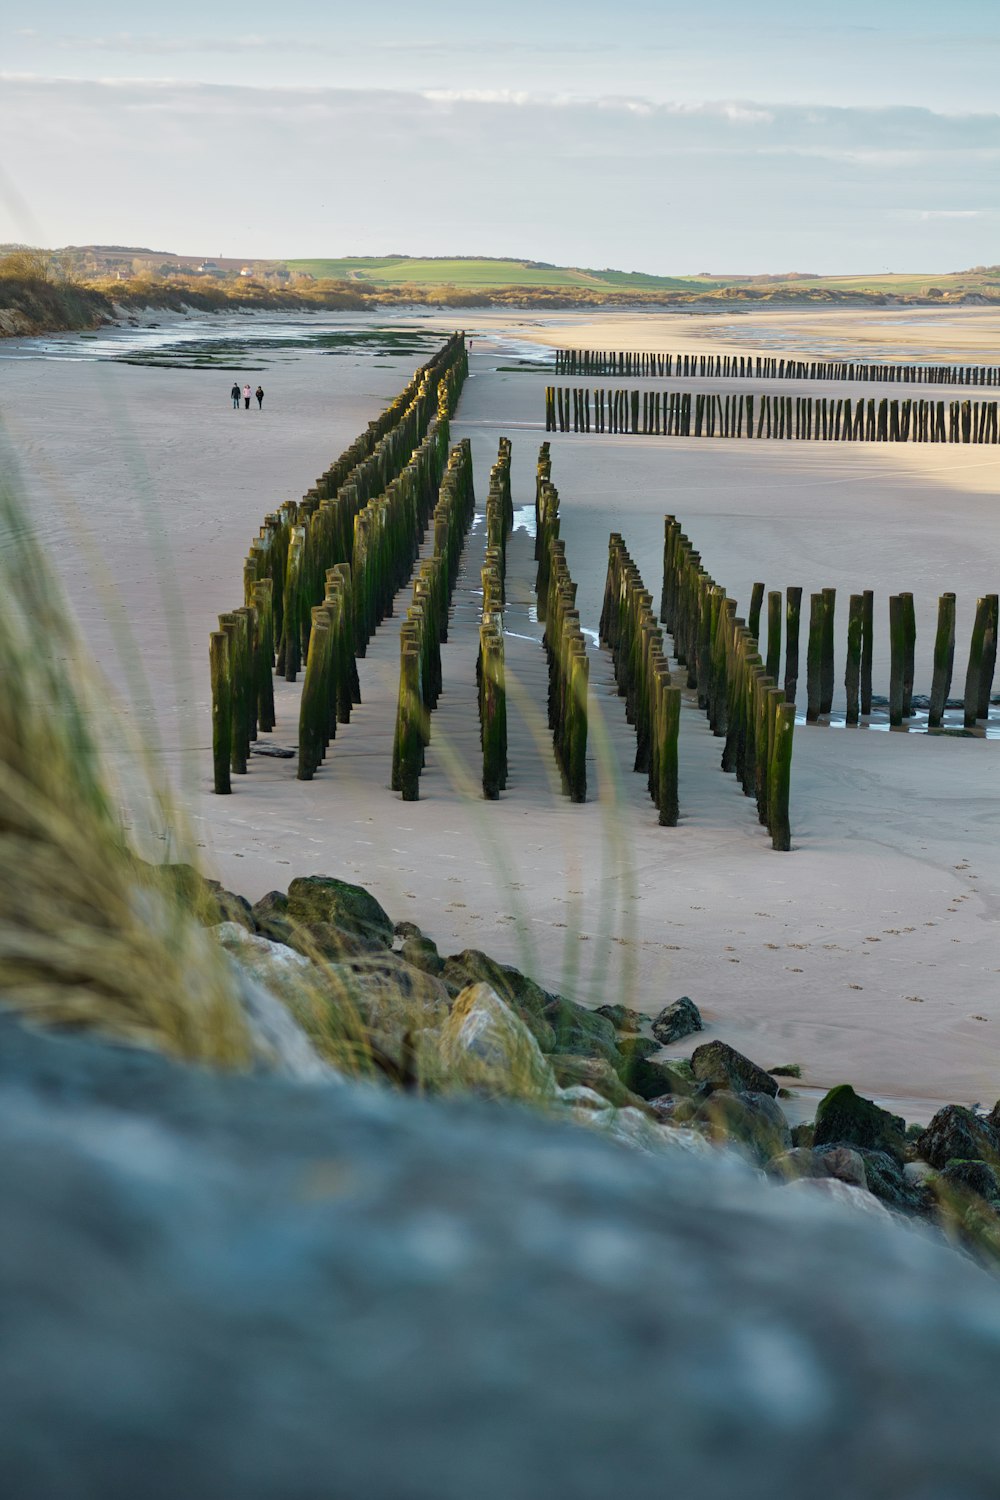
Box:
[4, 306, 1000, 1119]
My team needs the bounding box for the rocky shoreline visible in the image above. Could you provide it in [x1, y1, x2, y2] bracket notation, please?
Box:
[171, 865, 1000, 1267]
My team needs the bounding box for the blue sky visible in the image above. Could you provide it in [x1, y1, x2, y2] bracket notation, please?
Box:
[2, 0, 998, 271]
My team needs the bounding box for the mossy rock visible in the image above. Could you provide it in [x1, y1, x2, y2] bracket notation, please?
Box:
[855, 1148, 928, 1216]
[552, 1055, 650, 1112]
[694, 1090, 791, 1166]
[541, 998, 621, 1067]
[400, 934, 445, 977]
[441, 950, 555, 1051]
[620, 1054, 695, 1101]
[595, 1003, 644, 1033]
[616, 1035, 658, 1063]
[157, 863, 254, 930]
[290, 923, 383, 962]
[917, 1105, 1000, 1171]
[690, 1040, 777, 1098]
[813, 1085, 906, 1163]
[286, 876, 394, 947]
[939, 1158, 1000, 1202]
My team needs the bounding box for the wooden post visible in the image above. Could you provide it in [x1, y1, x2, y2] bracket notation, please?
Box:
[845, 594, 863, 725]
[769, 703, 794, 851]
[928, 593, 956, 728]
[209, 632, 232, 794]
[861, 589, 874, 716]
[784, 586, 802, 704]
[964, 596, 991, 727]
[766, 590, 782, 682]
[748, 581, 765, 643]
[820, 587, 836, 716]
[806, 594, 823, 722]
[900, 592, 916, 717]
[978, 594, 999, 721]
[889, 595, 905, 727]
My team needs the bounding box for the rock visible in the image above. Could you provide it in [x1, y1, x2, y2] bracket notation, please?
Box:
[251, 889, 290, 926]
[438, 983, 555, 1098]
[695, 1090, 791, 1165]
[813, 1085, 906, 1163]
[595, 1003, 644, 1032]
[214, 922, 323, 1005]
[690, 1040, 777, 1098]
[285, 876, 394, 947]
[399, 934, 445, 977]
[646, 1095, 696, 1125]
[904, 1161, 935, 1187]
[769, 1147, 868, 1190]
[779, 1178, 898, 1225]
[651, 996, 703, 1045]
[393, 920, 424, 940]
[855, 1149, 928, 1216]
[441, 950, 555, 1050]
[290, 922, 383, 962]
[938, 1160, 1000, 1202]
[791, 1121, 815, 1149]
[224, 963, 337, 1083]
[7, 1015, 1000, 1498]
[917, 1106, 1000, 1171]
[552, 1056, 650, 1112]
[154, 863, 255, 930]
[542, 997, 621, 1067]
[325, 953, 451, 1069]
[616, 1035, 659, 1062]
[620, 1054, 695, 1101]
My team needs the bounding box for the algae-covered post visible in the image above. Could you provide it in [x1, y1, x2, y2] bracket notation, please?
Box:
[820, 588, 836, 716]
[861, 589, 874, 716]
[209, 631, 231, 795]
[928, 593, 956, 728]
[845, 594, 863, 725]
[888, 595, 905, 727]
[964, 596, 991, 728]
[766, 591, 781, 682]
[806, 595, 823, 722]
[748, 582, 765, 643]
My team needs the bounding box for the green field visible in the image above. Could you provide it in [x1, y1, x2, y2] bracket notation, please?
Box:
[284, 256, 704, 291]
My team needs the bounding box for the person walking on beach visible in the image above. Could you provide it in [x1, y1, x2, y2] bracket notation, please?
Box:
[243, 383, 252, 410]
[230, 381, 241, 409]
[255, 384, 264, 410]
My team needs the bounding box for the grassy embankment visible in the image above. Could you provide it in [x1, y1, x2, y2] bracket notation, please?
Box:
[4, 247, 1000, 338]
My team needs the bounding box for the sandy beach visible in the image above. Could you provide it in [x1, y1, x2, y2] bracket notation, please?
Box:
[4, 306, 1000, 1119]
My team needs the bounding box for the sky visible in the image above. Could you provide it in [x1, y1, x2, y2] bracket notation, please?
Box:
[2, 0, 999, 273]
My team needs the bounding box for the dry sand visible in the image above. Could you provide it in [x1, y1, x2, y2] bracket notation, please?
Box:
[4, 306, 1000, 1121]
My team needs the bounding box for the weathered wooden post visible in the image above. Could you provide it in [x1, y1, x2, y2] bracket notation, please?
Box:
[978, 594, 999, 721]
[766, 590, 782, 682]
[820, 587, 836, 716]
[806, 595, 823, 722]
[861, 589, 874, 716]
[900, 592, 916, 718]
[928, 592, 957, 728]
[845, 594, 863, 725]
[209, 631, 232, 794]
[964, 596, 991, 727]
[748, 581, 765, 643]
[889, 595, 905, 727]
[784, 586, 802, 704]
[769, 702, 795, 851]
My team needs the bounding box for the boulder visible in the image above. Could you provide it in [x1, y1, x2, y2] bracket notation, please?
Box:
[779, 1178, 898, 1225]
[551, 1056, 650, 1112]
[290, 922, 382, 962]
[225, 964, 337, 1083]
[651, 996, 704, 1046]
[917, 1106, 1000, 1171]
[938, 1159, 1000, 1202]
[153, 862, 255, 931]
[813, 1085, 906, 1163]
[769, 1147, 868, 1190]
[620, 1054, 695, 1101]
[542, 997, 621, 1067]
[285, 876, 394, 947]
[214, 922, 323, 1006]
[694, 1090, 791, 1166]
[438, 983, 555, 1098]
[399, 934, 445, 977]
[690, 1040, 777, 1098]
[441, 950, 555, 1050]
[325, 952, 451, 1069]
[855, 1149, 928, 1216]
[595, 1003, 644, 1032]
[616, 1035, 659, 1063]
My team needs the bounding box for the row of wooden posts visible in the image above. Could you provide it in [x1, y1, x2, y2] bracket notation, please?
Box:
[478, 438, 513, 800]
[554, 348, 1000, 387]
[392, 440, 477, 800]
[742, 579, 998, 730]
[536, 458, 589, 802]
[599, 534, 680, 825]
[661, 517, 794, 850]
[210, 334, 468, 793]
[545, 387, 1000, 446]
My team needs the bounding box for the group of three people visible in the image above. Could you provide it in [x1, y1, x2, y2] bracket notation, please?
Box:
[232, 382, 264, 410]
